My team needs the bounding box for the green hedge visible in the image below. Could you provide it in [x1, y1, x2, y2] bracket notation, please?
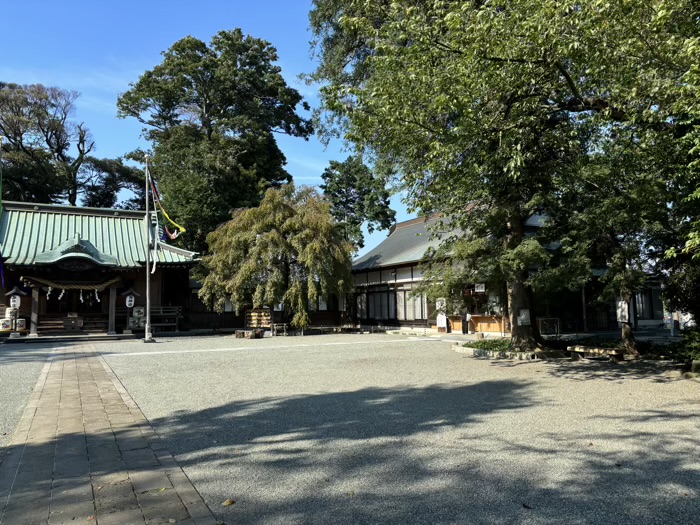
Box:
[465, 331, 700, 363]
[464, 339, 512, 352]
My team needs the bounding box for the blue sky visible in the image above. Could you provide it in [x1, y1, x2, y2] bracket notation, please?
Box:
[1, 0, 411, 255]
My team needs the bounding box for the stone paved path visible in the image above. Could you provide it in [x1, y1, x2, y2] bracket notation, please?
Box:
[0, 345, 216, 525]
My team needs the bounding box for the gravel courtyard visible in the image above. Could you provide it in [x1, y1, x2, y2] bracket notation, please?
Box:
[70, 335, 700, 523]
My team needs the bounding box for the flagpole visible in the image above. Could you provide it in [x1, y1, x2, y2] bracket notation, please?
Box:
[0, 136, 5, 290]
[144, 156, 154, 343]
[0, 135, 4, 212]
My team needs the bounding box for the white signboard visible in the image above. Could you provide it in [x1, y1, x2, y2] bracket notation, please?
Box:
[9, 295, 20, 309]
[125, 295, 135, 308]
[133, 306, 145, 318]
[474, 284, 486, 293]
[616, 300, 629, 323]
[517, 309, 531, 326]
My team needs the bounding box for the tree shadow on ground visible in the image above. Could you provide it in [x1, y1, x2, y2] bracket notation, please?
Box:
[0, 342, 88, 364]
[490, 357, 687, 383]
[145, 381, 700, 525]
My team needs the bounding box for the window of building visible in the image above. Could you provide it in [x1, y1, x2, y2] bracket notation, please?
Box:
[397, 290, 405, 321]
[635, 288, 664, 320]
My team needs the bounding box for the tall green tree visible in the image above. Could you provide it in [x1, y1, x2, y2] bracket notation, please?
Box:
[198, 185, 353, 329]
[320, 155, 395, 250]
[0, 82, 138, 206]
[539, 147, 674, 353]
[309, 0, 699, 350]
[118, 29, 313, 253]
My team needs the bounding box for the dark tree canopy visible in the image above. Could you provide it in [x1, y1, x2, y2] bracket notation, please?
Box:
[320, 155, 395, 249]
[0, 82, 140, 206]
[118, 29, 314, 253]
[81, 157, 144, 209]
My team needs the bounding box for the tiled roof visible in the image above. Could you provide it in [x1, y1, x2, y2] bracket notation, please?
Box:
[0, 201, 196, 268]
[352, 216, 447, 271]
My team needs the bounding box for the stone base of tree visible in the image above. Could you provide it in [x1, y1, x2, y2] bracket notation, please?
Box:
[236, 329, 265, 339]
[452, 344, 537, 360]
[568, 345, 625, 362]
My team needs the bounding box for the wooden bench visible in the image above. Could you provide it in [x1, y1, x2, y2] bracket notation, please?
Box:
[568, 345, 625, 362]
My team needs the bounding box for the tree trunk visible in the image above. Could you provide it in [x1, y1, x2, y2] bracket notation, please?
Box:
[505, 214, 545, 351]
[68, 182, 78, 206]
[509, 272, 545, 351]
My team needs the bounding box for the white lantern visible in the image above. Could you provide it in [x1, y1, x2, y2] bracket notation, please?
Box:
[9, 295, 20, 309]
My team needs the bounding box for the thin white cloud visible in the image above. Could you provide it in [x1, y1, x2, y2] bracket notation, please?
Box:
[0, 63, 149, 116]
[0, 63, 144, 95]
[76, 94, 119, 115]
[291, 175, 323, 182]
[286, 155, 329, 173]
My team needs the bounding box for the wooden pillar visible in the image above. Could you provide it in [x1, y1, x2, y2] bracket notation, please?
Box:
[29, 287, 39, 337]
[108, 285, 117, 335]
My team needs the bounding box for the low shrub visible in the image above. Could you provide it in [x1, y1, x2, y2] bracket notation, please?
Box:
[645, 330, 700, 363]
[466, 339, 512, 352]
[466, 331, 700, 364]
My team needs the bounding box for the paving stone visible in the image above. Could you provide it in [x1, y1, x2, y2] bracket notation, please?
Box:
[25, 435, 55, 445]
[90, 459, 128, 476]
[122, 449, 160, 469]
[55, 436, 86, 451]
[1, 491, 51, 525]
[183, 499, 215, 522]
[87, 444, 121, 459]
[16, 457, 55, 476]
[51, 477, 94, 505]
[117, 436, 150, 452]
[93, 507, 144, 525]
[47, 499, 95, 525]
[11, 472, 53, 493]
[94, 495, 140, 515]
[84, 422, 111, 433]
[91, 471, 130, 486]
[0, 507, 50, 525]
[55, 457, 90, 478]
[86, 432, 115, 446]
[130, 469, 173, 494]
[137, 489, 190, 523]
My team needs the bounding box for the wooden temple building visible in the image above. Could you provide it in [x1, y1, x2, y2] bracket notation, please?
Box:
[0, 201, 197, 337]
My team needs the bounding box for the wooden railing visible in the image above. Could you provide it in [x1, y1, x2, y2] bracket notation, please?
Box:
[116, 306, 182, 332]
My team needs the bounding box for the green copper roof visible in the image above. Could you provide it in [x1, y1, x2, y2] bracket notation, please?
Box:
[0, 201, 197, 268]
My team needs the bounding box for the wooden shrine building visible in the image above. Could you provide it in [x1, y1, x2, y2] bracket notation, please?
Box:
[0, 201, 197, 337]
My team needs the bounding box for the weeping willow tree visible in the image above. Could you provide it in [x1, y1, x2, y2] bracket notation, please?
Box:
[198, 185, 353, 329]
